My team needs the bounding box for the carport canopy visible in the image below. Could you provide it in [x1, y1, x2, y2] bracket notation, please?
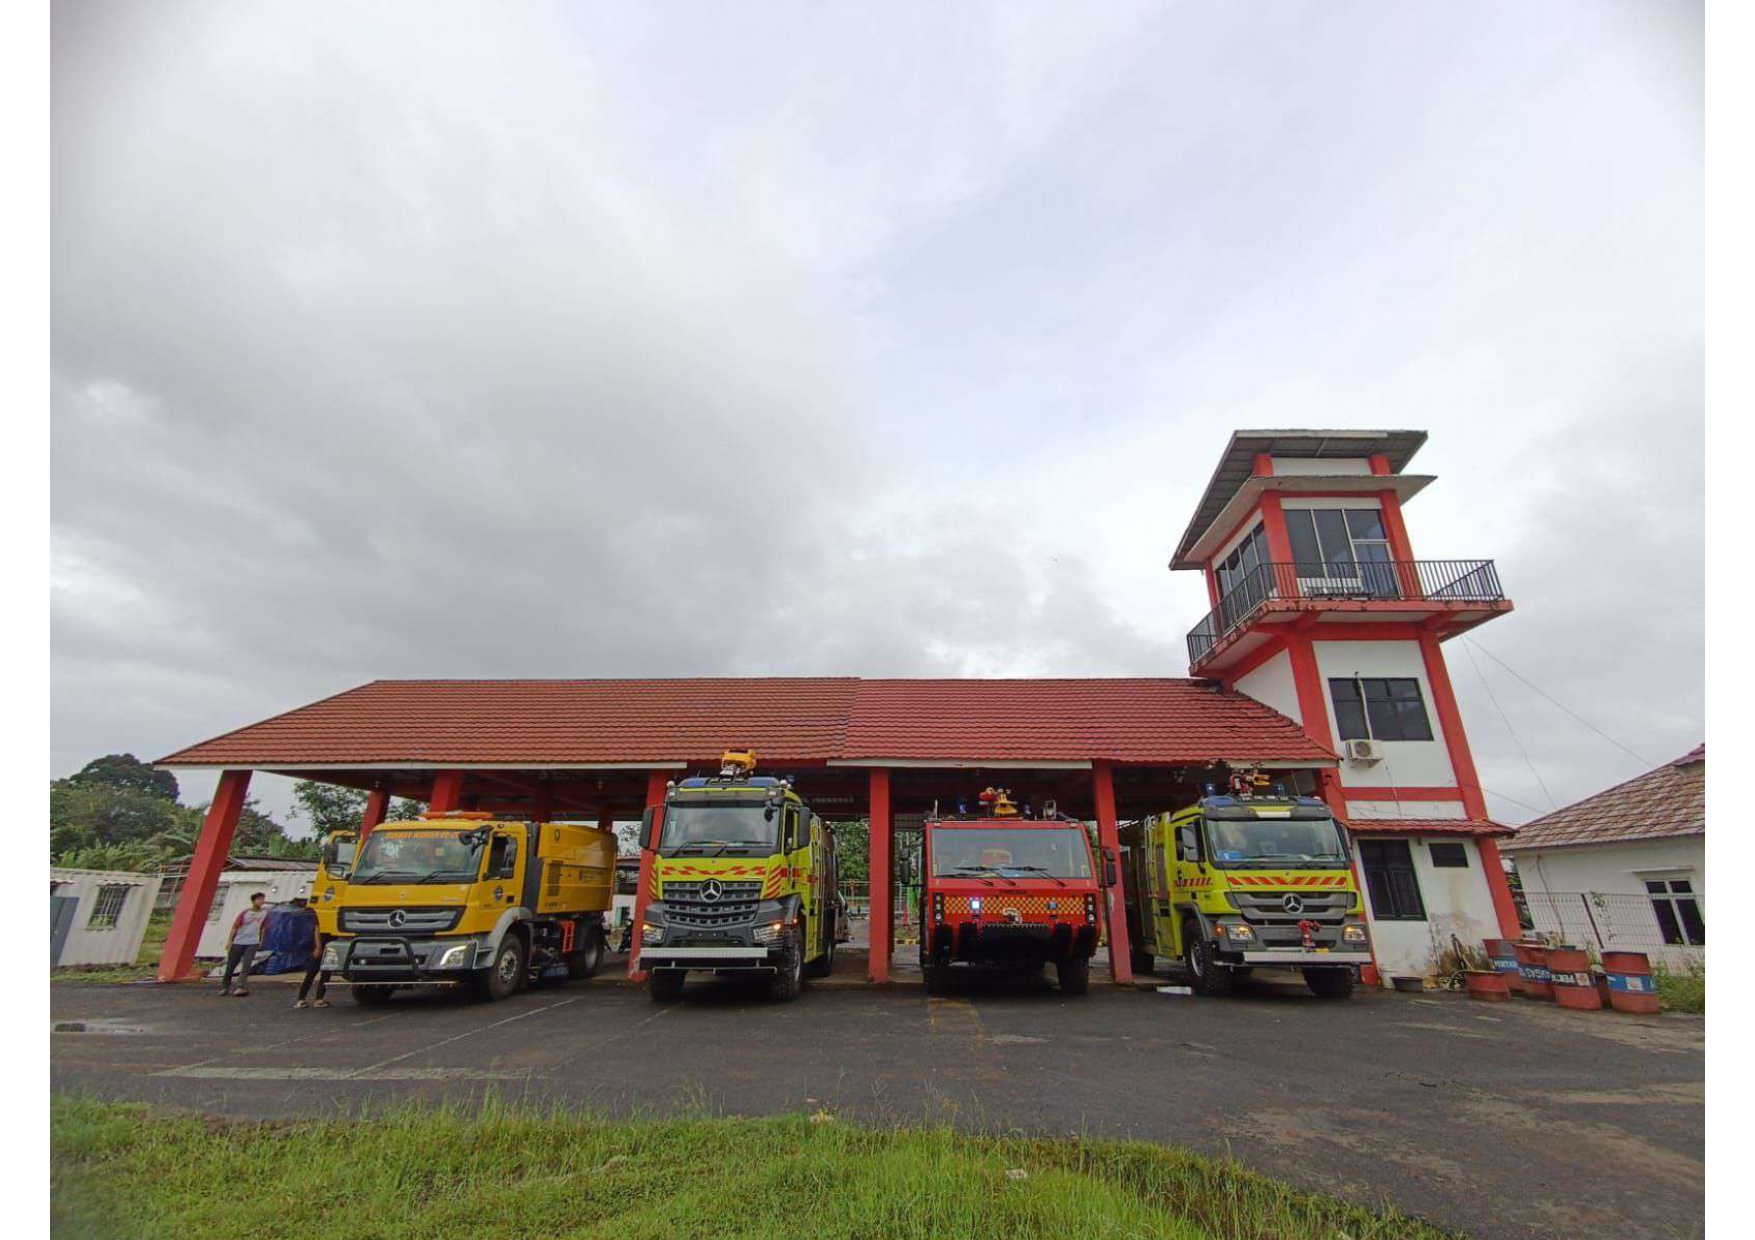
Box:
[155, 677, 1337, 986]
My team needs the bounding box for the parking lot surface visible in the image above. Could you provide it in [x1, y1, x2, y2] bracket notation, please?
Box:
[52, 972, 1703, 1240]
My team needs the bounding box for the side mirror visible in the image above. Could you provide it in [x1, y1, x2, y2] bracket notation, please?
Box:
[640, 807, 658, 852]
[320, 835, 354, 880]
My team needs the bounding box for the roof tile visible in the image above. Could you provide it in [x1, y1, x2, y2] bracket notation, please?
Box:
[1500, 745, 1704, 851]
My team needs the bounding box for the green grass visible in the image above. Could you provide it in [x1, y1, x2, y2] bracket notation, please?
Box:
[52, 912, 172, 985]
[1654, 958, 1705, 1014]
[51, 1096, 1459, 1240]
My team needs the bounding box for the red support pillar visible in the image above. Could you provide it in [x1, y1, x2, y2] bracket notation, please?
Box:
[158, 770, 251, 982]
[1091, 760, 1133, 985]
[1475, 837, 1524, 939]
[867, 768, 892, 984]
[429, 769, 465, 813]
[360, 788, 391, 842]
[628, 771, 670, 981]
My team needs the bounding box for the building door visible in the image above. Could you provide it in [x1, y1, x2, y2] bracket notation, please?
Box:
[51, 893, 79, 966]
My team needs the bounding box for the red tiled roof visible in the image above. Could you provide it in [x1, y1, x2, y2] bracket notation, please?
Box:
[1500, 744, 1705, 852]
[1342, 817, 1511, 838]
[157, 677, 1334, 769]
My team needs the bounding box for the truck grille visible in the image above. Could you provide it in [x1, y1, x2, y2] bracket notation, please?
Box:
[340, 907, 464, 933]
[663, 881, 764, 929]
[1230, 890, 1352, 946]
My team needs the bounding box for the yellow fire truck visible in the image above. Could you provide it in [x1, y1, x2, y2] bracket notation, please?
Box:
[1120, 789, 1370, 999]
[316, 812, 616, 1003]
[637, 752, 847, 1002]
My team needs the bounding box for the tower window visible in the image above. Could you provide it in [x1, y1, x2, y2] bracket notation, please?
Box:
[1330, 677, 1435, 742]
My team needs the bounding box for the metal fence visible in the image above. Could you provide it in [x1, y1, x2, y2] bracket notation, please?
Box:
[1520, 890, 1704, 964]
[1187, 559, 1505, 664]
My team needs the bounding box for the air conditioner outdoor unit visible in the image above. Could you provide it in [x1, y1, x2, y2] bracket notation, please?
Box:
[1344, 738, 1382, 764]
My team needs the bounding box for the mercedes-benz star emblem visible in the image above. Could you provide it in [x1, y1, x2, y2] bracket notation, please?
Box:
[388, 909, 407, 928]
[700, 879, 723, 903]
[1281, 894, 1305, 915]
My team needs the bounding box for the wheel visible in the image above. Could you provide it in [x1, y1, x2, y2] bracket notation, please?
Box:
[767, 927, 803, 1002]
[1184, 927, 1236, 997]
[1056, 956, 1091, 995]
[477, 935, 526, 1002]
[647, 968, 685, 1001]
[350, 984, 394, 1007]
[923, 961, 952, 996]
[1304, 966, 1357, 1000]
[805, 919, 835, 978]
[565, 924, 604, 980]
[1130, 947, 1157, 976]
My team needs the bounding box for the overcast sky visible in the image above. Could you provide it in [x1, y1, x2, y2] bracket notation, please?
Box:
[51, 2, 1702, 831]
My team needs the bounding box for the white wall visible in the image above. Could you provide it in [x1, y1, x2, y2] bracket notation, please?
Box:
[1270, 457, 1373, 476]
[1233, 647, 1300, 724]
[51, 869, 163, 966]
[1314, 640, 1457, 789]
[1357, 836, 1501, 981]
[1345, 800, 1466, 820]
[1510, 837, 1705, 968]
[196, 871, 315, 958]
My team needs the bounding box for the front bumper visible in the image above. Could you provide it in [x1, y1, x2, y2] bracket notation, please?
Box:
[332, 935, 486, 984]
[927, 920, 1098, 964]
[1236, 949, 1372, 967]
[640, 899, 787, 972]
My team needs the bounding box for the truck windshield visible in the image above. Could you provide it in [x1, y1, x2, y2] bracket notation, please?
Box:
[659, 802, 778, 854]
[1205, 816, 1348, 868]
[352, 830, 485, 884]
[929, 827, 1093, 879]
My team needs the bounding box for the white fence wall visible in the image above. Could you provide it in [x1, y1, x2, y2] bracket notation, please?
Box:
[50, 869, 163, 966]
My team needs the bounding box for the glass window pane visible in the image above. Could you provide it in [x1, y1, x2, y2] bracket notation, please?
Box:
[1671, 879, 1693, 893]
[1364, 681, 1401, 740]
[1678, 899, 1705, 945]
[1239, 533, 1260, 576]
[1314, 510, 1352, 567]
[1329, 679, 1368, 740]
[1644, 880, 1667, 894]
[1346, 509, 1385, 540]
[1286, 510, 1321, 570]
[1651, 898, 1684, 945]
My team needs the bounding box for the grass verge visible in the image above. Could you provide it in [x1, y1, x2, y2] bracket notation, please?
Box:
[1654, 958, 1705, 1014]
[52, 1095, 1460, 1240]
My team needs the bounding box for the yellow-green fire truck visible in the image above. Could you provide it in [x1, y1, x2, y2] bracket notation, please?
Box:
[1120, 793, 1370, 999]
[637, 752, 846, 1002]
[316, 812, 616, 1004]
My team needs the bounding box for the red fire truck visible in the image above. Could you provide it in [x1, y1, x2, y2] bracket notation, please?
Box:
[917, 789, 1109, 995]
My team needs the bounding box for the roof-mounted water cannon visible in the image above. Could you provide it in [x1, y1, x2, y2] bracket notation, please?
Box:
[977, 787, 1021, 817]
[720, 749, 758, 778]
[1228, 767, 1272, 800]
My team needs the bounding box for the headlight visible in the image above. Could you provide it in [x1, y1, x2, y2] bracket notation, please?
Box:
[320, 944, 340, 969]
[753, 921, 787, 945]
[1342, 924, 1369, 944]
[641, 922, 665, 946]
[1222, 922, 1256, 942]
[434, 943, 472, 969]
[969, 897, 982, 914]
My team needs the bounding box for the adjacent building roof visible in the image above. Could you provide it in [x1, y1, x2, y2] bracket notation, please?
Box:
[1172, 428, 1428, 569]
[156, 677, 1336, 769]
[1499, 745, 1705, 852]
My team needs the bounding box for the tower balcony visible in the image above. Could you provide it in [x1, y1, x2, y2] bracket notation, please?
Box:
[1187, 560, 1512, 675]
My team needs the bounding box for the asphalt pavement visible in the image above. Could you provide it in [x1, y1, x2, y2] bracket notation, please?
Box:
[51, 968, 1703, 1240]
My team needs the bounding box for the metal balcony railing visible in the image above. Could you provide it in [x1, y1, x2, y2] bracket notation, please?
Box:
[1186, 559, 1505, 666]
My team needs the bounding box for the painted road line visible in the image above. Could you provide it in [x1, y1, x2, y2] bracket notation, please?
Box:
[155, 1066, 528, 1082]
[347, 997, 585, 1077]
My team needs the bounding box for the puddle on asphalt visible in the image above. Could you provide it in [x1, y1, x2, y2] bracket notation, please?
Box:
[53, 1018, 151, 1036]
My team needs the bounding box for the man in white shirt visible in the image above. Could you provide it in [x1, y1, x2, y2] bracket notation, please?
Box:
[221, 891, 269, 996]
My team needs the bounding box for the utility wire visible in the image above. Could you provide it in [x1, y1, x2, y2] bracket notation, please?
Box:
[1462, 637, 1655, 769]
[1463, 639, 1559, 811]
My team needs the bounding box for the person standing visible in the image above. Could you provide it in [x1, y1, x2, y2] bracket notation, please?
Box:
[293, 899, 332, 1009]
[221, 891, 269, 996]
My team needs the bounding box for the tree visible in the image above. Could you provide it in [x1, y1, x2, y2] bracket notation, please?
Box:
[290, 781, 367, 835]
[50, 781, 179, 854]
[830, 820, 869, 885]
[65, 754, 179, 802]
[387, 798, 426, 821]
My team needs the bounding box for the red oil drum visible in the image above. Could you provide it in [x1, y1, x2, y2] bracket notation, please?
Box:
[1483, 938, 1522, 993]
[1601, 950, 1662, 1015]
[1546, 946, 1602, 1011]
[1513, 941, 1553, 1000]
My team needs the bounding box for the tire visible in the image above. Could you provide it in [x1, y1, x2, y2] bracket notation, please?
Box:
[767, 928, 803, 1002]
[350, 984, 394, 1007]
[477, 935, 526, 1002]
[1304, 966, 1357, 1000]
[647, 968, 685, 1001]
[1184, 927, 1236, 997]
[1056, 956, 1091, 996]
[1130, 947, 1156, 976]
[805, 920, 835, 978]
[923, 961, 952, 996]
[565, 924, 604, 980]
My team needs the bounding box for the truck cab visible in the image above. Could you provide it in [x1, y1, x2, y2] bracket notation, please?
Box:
[312, 831, 355, 938]
[1122, 794, 1370, 999]
[637, 753, 845, 1002]
[918, 792, 1107, 996]
[321, 812, 615, 1003]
